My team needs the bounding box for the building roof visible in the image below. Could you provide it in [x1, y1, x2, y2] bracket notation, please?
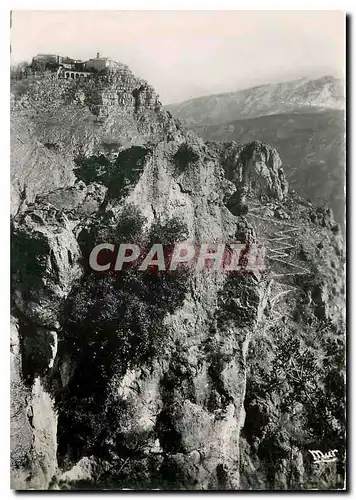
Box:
[86, 57, 110, 62]
[34, 54, 58, 59]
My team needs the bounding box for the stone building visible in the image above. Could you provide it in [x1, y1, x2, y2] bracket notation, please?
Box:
[31, 54, 85, 72]
[84, 52, 118, 72]
[58, 68, 92, 80]
[61, 57, 84, 71]
[30, 52, 119, 79]
[31, 54, 61, 71]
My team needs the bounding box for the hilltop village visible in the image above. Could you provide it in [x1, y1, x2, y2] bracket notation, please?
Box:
[15, 52, 122, 80]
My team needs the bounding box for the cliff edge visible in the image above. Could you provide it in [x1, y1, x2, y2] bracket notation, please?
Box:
[11, 66, 345, 490]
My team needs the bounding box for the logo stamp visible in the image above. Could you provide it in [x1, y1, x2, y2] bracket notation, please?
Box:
[308, 449, 338, 464]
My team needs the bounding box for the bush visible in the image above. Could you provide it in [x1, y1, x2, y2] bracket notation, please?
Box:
[56, 215, 191, 464]
[173, 143, 200, 174]
[243, 317, 345, 488]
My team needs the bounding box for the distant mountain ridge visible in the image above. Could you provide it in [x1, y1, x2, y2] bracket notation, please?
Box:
[166, 76, 345, 227]
[166, 76, 344, 127]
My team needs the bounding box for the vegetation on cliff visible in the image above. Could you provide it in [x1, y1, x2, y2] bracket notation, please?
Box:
[11, 68, 345, 490]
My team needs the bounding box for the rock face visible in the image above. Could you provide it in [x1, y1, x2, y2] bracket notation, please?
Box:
[210, 141, 288, 214]
[189, 111, 345, 229]
[11, 67, 345, 490]
[10, 318, 58, 489]
[166, 77, 345, 228]
[11, 68, 185, 216]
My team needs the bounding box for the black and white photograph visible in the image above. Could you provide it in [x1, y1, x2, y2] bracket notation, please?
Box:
[9, 9, 346, 491]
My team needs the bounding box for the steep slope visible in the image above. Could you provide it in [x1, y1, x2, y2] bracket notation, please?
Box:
[166, 76, 344, 127]
[11, 68, 185, 215]
[198, 110, 345, 226]
[213, 142, 345, 489]
[11, 70, 345, 490]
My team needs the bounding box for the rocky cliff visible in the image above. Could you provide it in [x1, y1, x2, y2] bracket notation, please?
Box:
[10, 68, 345, 490]
[166, 77, 345, 228]
[191, 111, 345, 228]
[11, 67, 185, 216]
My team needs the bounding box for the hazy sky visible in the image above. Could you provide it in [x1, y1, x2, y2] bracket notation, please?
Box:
[11, 10, 345, 104]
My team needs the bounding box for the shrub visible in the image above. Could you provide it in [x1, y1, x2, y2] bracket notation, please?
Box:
[57, 214, 191, 464]
[173, 143, 200, 174]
